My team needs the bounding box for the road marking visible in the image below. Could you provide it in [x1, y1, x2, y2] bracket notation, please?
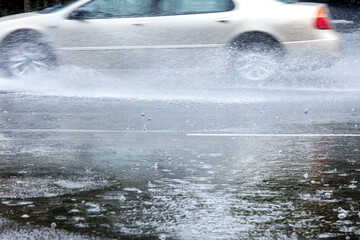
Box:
[1, 130, 359, 137]
[0, 129, 169, 134]
[187, 133, 360, 137]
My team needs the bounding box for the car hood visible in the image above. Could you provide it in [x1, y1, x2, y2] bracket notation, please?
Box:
[0, 12, 39, 23]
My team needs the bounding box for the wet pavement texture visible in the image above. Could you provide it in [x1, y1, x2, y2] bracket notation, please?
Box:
[0, 92, 360, 239]
[1, 21, 360, 240]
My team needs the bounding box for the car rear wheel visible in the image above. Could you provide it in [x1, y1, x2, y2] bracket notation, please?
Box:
[228, 36, 284, 85]
[1, 34, 57, 77]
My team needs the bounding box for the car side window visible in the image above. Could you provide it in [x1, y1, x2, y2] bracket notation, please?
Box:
[71, 0, 153, 19]
[158, 0, 234, 16]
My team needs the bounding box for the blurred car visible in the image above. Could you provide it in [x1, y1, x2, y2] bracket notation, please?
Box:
[0, 0, 343, 82]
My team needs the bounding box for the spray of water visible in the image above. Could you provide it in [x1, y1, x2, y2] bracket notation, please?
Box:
[1, 30, 360, 103]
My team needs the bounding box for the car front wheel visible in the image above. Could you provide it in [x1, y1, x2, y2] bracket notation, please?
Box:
[1, 34, 57, 77]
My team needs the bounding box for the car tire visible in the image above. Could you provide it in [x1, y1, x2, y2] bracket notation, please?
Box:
[228, 36, 284, 86]
[0, 32, 57, 78]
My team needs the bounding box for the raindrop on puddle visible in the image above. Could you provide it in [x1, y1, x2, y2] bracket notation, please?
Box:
[337, 208, 348, 220]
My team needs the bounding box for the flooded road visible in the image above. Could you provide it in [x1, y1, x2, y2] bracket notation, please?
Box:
[0, 92, 360, 239]
[0, 27, 360, 240]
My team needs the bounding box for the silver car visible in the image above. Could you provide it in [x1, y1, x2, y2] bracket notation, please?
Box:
[0, 0, 343, 81]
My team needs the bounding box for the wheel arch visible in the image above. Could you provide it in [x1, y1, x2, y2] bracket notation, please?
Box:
[229, 31, 285, 55]
[1, 28, 49, 45]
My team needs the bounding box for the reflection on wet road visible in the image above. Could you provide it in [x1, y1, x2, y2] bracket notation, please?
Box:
[0, 92, 360, 239]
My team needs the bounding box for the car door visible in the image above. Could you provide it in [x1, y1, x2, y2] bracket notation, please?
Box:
[51, 0, 157, 69]
[140, 0, 238, 68]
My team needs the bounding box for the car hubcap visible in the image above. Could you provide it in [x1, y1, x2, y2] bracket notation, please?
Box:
[234, 53, 277, 81]
[7, 43, 49, 77]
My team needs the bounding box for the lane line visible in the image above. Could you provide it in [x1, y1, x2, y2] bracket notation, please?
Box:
[187, 133, 360, 137]
[0, 129, 173, 134]
[0, 129, 359, 137]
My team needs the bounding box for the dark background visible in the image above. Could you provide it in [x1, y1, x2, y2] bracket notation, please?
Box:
[0, 0, 72, 16]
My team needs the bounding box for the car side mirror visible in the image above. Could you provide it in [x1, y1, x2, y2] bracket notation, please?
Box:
[68, 9, 89, 20]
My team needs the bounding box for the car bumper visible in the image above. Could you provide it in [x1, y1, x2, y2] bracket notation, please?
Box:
[282, 32, 344, 69]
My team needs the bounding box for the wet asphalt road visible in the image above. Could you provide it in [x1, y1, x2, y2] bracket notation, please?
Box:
[1, 21, 360, 240]
[0, 88, 360, 239]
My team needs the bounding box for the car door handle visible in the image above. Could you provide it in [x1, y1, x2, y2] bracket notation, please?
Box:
[217, 19, 230, 23]
[133, 22, 147, 26]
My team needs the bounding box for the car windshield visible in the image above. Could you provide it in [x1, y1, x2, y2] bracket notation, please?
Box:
[39, 0, 79, 13]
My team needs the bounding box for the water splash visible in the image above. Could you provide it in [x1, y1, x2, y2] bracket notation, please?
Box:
[0, 30, 360, 103]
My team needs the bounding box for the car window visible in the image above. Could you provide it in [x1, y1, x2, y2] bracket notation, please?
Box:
[158, 0, 234, 16]
[74, 0, 153, 19]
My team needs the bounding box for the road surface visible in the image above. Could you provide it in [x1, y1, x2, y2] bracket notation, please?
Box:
[0, 24, 360, 240]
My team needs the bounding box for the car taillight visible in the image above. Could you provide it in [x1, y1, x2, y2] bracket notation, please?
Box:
[315, 6, 333, 30]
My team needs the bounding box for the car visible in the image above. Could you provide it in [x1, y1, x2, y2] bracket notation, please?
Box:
[0, 0, 343, 82]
